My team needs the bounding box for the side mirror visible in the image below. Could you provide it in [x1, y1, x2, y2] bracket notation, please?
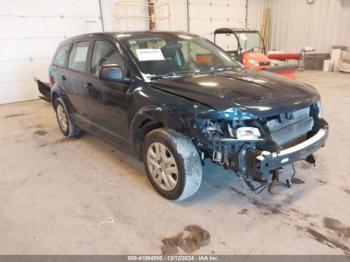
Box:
[99, 64, 124, 82]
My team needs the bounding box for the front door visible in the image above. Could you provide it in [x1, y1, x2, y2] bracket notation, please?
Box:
[84, 39, 132, 141]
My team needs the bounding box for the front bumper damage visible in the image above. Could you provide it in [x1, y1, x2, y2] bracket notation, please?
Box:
[255, 126, 328, 175]
[205, 119, 329, 193]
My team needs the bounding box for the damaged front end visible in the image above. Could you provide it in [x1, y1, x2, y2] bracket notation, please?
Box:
[194, 102, 329, 193]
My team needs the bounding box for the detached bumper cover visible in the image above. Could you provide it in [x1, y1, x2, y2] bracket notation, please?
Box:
[256, 120, 329, 172]
[37, 80, 51, 102]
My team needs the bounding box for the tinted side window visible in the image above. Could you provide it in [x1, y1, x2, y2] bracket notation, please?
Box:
[52, 44, 70, 67]
[91, 40, 125, 76]
[68, 41, 90, 73]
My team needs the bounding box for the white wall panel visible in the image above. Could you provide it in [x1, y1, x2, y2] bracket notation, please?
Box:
[101, 0, 188, 32]
[188, 0, 247, 41]
[0, 0, 101, 16]
[247, 0, 350, 53]
[4, 0, 349, 104]
[0, 0, 102, 104]
[100, 0, 117, 31]
[101, 0, 149, 31]
[168, 0, 188, 31]
[246, 0, 270, 32]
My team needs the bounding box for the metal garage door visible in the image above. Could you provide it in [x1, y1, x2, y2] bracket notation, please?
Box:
[0, 0, 102, 104]
[188, 0, 247, 45]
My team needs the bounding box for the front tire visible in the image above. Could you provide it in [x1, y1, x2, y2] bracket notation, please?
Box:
[142, 128, 202, 201]
[54, 97, 82, 137]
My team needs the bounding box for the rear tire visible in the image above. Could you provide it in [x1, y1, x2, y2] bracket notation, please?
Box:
[54, 97, 82, 137]
[142, 128, 202, 201]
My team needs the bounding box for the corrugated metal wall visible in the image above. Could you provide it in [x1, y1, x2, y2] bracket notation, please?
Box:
[247, 0, 269, 32]
[248, 0, 350, 53]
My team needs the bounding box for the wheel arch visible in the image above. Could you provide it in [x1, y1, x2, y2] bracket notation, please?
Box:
[130, 105, 189, 160]
[51, 89, 74, 114]
[130, 105, 167, 159]
[51, 92, 59, 108]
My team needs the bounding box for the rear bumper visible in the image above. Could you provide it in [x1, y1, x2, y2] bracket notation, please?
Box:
[255, 120, 329, 173]
[37, 80, 51, 102]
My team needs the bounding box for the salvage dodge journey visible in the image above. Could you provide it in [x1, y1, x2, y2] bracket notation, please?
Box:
[41, 31, 329, 200]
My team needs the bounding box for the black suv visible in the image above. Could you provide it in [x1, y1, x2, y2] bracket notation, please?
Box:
[42, 31, 328, 200]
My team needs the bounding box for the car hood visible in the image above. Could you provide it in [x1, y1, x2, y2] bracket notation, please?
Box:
[151, 69, 320, 117]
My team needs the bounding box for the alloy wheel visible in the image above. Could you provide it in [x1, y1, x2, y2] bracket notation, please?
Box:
[56, 104, 68, 132]
[146, 142, 179, 191]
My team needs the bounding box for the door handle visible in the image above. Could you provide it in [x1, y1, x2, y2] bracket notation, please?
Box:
[60, 75, 66, 80]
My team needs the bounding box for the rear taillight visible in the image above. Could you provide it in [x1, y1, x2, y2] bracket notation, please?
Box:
[49, 75, 55, 86]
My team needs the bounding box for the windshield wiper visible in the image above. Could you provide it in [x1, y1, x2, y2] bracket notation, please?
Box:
[196, 66, 235, 75]
[149, 71, 195, 80]
[209, 66, 235, 72]
[149, 66, 238, 80]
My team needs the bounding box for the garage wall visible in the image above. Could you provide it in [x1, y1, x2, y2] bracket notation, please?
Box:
[246, 0, 269, 32]
[0, 0, 190, 104]
[0, 0, 103, 104]
[188, 0, 247, 42]
[0, 0, 251, 104]
[247, 0, 350, 53]
[270, 0, 350, 53]
[168, 0, 189, 32]
[100, 0, 148, 31]
[3, 0, 350, 104]
[100, 0, 188, 32]
[104, 0, 247, 39]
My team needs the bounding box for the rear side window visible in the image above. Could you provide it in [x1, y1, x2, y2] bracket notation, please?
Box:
[68, 41, 90, 73]
[90, 40, 125, 76]
[52, 44, 70, 67]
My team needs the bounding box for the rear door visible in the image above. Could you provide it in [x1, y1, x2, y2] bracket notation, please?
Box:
[48, 44, 71, 101]
[64, 40, 91, 117]
[84, 38, 131, 140]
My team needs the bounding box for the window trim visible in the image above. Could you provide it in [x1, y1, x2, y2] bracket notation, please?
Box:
[67, 40, 92, 74]
[89, 38, 126, 78]
[52, 44, 71, 68]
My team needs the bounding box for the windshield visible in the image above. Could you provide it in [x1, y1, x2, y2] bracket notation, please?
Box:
[120, 33, 241, 78]
[236, 32, 265, 53]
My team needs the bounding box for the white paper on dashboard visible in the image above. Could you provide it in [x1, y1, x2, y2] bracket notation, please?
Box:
[136, 49, 165, 61]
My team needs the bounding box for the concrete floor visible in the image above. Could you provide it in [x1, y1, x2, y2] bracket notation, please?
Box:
[0, 71, 350, 255]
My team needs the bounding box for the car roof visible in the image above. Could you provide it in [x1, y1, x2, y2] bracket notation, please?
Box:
[214, 28, 260, 34]
[59, 31, 200, 46]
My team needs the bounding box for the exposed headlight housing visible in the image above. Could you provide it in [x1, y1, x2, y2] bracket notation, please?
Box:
[220, 108, 257, 120]
[197, 108, 259, 140]
[197, 118, 223, 139]
[236, 127, 261, 139]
